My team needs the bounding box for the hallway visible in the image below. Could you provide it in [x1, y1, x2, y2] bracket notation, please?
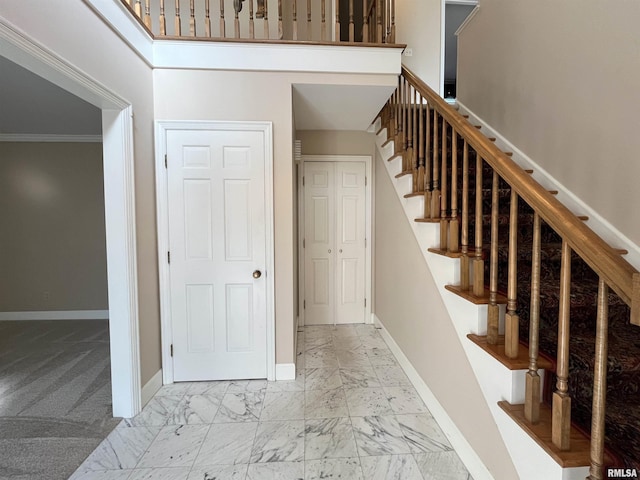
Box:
[71, 324, 473, 479]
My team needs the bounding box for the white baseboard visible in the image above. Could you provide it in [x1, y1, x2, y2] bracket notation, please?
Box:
[456, 100, 640, 271]
[0, 310, 109, 321]
[375, 314, 494, 480]
[275, 363, 296, 381]
[141, 369, 163, 409]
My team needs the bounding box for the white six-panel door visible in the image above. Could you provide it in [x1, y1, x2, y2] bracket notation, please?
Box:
[304, 161, 366, 325]
[166, 129, 268, 381]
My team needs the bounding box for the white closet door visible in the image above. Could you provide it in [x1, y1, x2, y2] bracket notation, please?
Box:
[167, 129, 268, 381]
[304, 161, 366, 325]
[335, 162, 366, 324]
[304, 162, 335, 325]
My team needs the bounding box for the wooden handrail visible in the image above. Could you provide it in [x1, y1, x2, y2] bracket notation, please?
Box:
[401, 66, 639, 320]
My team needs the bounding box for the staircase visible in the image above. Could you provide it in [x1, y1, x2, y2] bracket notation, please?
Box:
[374, 67, 640, 480]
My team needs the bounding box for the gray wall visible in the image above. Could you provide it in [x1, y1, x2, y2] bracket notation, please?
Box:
[457, 0, 640, 247]
[0, 142, 107, 312]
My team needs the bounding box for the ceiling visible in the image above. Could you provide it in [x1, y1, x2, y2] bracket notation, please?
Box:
[292, 83, 396, 131]
[0, 55, 394, 135]
[0, 56, 102, 136]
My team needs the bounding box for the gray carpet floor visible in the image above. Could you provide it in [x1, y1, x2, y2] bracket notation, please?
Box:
[0, 320, 121, 480]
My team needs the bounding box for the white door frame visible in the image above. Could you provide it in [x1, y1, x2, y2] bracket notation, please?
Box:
[155, 120, 276, 384]
[298, 154, 373, 327]
[0, 19, 141, 417]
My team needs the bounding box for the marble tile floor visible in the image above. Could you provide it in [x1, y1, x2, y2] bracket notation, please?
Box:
[71, 324, 473, 480]
[0, 320, 121, 480]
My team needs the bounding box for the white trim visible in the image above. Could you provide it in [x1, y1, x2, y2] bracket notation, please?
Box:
[0, 134, 102, 143]
[298, 154, 374, 326]
[455, 5, 480, 36]
[0, 18, 141, 419]
[141, 369, 163, 407]
[0, 310, 109, 321]
[0, 19, 128, 110]
[102, 106, 142, 418]
[446, 0, 478, 5]
[153, 41, 402, 74]
[375, 314, 494, 480]
[155, 120, 276, 385]
[275, 363, 296, 381]
[455, 100, 640, 271]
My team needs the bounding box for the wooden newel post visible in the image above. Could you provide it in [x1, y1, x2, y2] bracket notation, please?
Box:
[552, 240, 572, 451]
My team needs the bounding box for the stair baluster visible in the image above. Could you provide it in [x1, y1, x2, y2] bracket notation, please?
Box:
[160, 0, 167, 35]
[402, 78, 409, 171]
[321, 0, 326, 40]
[524, 211, 542, 424]
[552, 240, 572, 451]
[472, 156, 484, 297]
[362, 0, 369, 42]
[249, 0, 254, 38]
[335, 0, 340, 41]
[135, 0, 142, 17]
[487, 170, 500, 344]
[417, 92, 425, 195]
[219, 0, 224, 37]
[349, 0, 355, 41]
[263, 0, 268, 38]
[412, 87, 418, 193]
[505, 189, 519, 358]
[439, 119, 449, 249]
[431, 110, 440, 219]
[424, 102, 432, 217]
[460, 141, 470, 290]
[406, 83, 413, 176]
[204, 0, 212, 36]
[449, 128, 459, 253]
[175, 0, 182, 36]
[144, 0, 152, 29]
[395, 78, 402, 156]
[376, 0, 382, 43]
[307, 0, 311, 39]
[291, 0, 297, 39]
[588, 278, 609, 480]
[278, 0, 283, 39]
[190, 0, 196, 36]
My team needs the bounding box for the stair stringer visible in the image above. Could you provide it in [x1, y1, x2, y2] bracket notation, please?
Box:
[374, 121, 590, 480]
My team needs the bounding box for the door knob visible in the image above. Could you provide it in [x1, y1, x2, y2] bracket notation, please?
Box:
[253, 270, 262, 279]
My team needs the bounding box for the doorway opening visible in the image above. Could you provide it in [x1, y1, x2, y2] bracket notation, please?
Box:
[0, 20, 141, 423]
[443, 1, 477, 101]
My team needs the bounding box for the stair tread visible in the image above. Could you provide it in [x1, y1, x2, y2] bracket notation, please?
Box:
[427, 247, 463, 258]
[498, 401, 616, 468]
[467, 334, 554, 371]
[444, 284, 508, 305]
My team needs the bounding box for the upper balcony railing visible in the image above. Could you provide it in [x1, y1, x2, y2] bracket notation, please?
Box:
[122, 0, 396, 44]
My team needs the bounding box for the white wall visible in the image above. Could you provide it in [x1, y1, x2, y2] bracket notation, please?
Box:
[457, 0, 640, 247]
[373, 150, 518, 480]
